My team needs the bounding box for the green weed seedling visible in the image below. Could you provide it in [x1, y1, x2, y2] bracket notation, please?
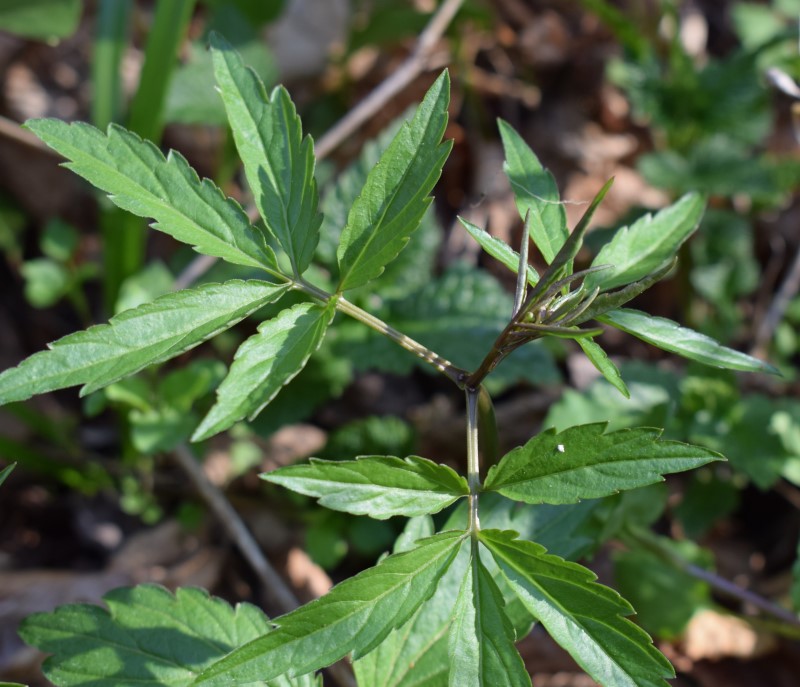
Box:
[2, 34, 777, 687]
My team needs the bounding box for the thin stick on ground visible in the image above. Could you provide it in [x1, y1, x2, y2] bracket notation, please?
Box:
[682, 561, 800, 628]
[173, 443, 357, 687]
[0, 114, 54, 152]
[315, 0, 464, 160]
[752, 241, 800, 358]
[173, 443, 299, 611]
[626, 528, 800, 629]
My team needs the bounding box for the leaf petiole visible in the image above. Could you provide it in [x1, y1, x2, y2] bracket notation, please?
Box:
[466, 387, 481, 534]
[296, 277, 470, 386]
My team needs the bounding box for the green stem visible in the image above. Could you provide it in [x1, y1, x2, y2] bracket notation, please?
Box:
[295, 279, 469, 386]
[466, 386, 481, 535]
[126, 0, 196, 143]
[101, 0, 196, 312]
[466, 320, 516, 388]
[91, 0, 132, 130]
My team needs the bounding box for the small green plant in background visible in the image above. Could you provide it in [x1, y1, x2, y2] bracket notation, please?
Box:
[584, 0, 800, 344]
[0, 33, 780, 686]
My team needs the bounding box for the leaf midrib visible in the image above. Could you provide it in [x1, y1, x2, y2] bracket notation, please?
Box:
[202, 534, 465, 681]
[492, 442, 706, 490]
[339, 126, 443, 289]
[490, 545, 639, 685]
[595, 202, 693, 284]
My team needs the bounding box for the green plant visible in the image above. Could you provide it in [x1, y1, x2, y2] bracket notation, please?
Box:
[583, 0, 800, 343]
[1, 33, 777, 686]
[87, 0, 281, 309]
[0, 0, 81, 41]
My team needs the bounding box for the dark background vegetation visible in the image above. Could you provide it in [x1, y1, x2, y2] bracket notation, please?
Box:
[2, 0, 800, 685]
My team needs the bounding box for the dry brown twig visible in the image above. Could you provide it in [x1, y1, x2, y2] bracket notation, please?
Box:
[0, 113, 53, 152]
[314, 0, 464, 159]
[752, 242, 800, 359]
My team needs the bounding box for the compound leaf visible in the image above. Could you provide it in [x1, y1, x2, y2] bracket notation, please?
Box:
[211, 33, 321, 276]
[480, 530, 674, 687]
[262, 455, 469, 519]
[498, 119, 567, 264]
[193, 300, 335, 441]
[194, 531, 467, 685]
[18, 584, 317, 687]
[585, 193, 704, 292]
[483, 423, 721, 505]
[599, 308, 779, 375]
[449, 546, 531, 687]
[24, 119, 277, 271]
[336, 71, 452, 291]
[0, 280, 290, 405]
[458, 217, 539, 286]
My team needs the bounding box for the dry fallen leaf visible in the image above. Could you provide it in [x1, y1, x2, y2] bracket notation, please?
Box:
[683, 608, 778, 661]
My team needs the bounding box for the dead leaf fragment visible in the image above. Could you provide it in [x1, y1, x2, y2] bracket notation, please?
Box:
[683, 608, 778, 661]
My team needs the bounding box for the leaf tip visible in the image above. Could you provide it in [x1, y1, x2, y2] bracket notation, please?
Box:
[190, 419, 215, 443]
[207, 30, 229, 51]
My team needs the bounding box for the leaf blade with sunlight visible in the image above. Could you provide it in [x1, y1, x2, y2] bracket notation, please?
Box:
[498, 119, 567, 264]
[262, 455, 469, 519]
[576, 338, 629, 398]
[0, 280, 291, 405]
[480, 530, 674, 687]
[194, 531, 467, 685]
[336, 71, 452, 291]
[19, 584, 318, 687]
[24, 119, 278, 271]
[483, 423, 721, 505]
[599, 308, 779, 374]
[458, 217, 539, 286]
[585, 193, 705, 292]
[211, 33, 321, 276]
[193, 300, 336, 441]
[353, 516, 458, 687]
[449, 546, 531, 687]
[0, 462, 15, 487]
